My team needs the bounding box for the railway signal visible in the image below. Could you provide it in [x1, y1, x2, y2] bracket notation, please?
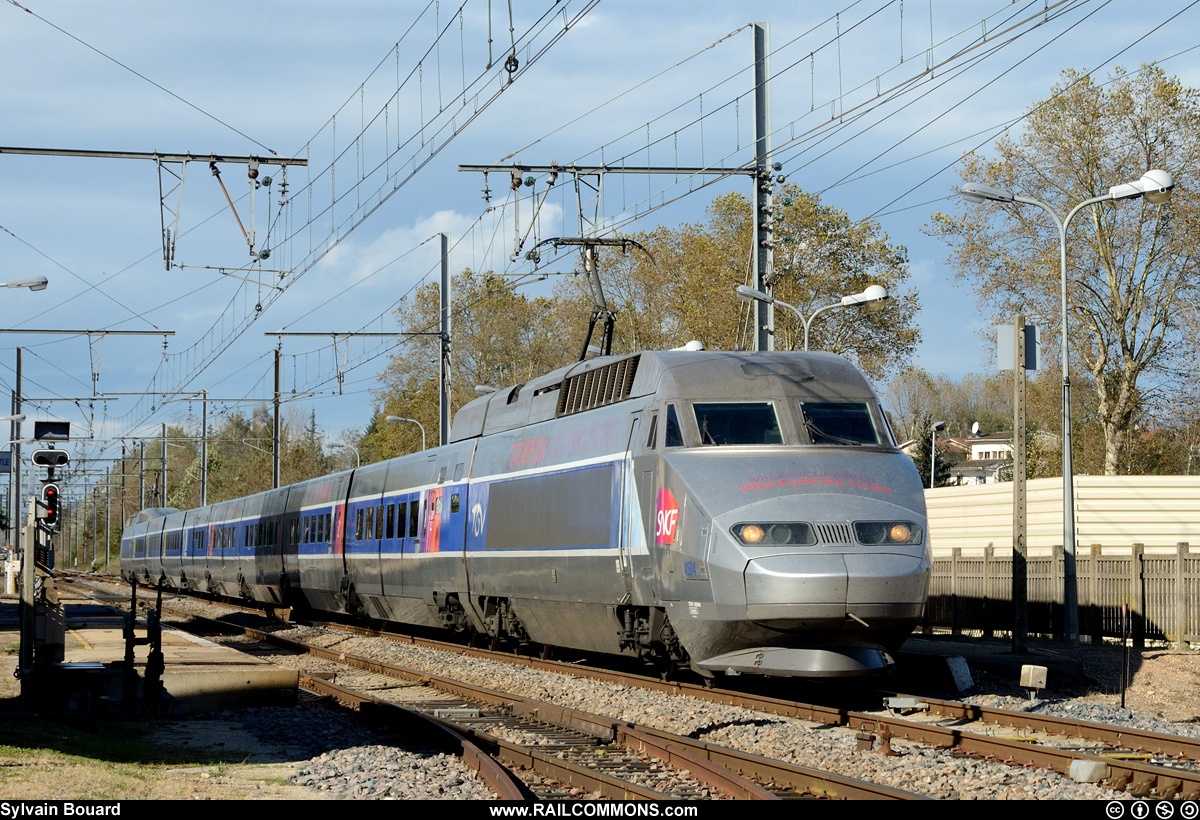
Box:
[38, 483, 60, 528]
[31, 448, 70, 468]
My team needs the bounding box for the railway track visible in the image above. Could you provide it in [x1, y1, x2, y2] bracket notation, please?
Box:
[70, 572, 1199, 799]
[170, 607, 924, 800]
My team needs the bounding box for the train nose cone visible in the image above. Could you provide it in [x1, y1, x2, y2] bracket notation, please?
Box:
[744, 554, 847, 623]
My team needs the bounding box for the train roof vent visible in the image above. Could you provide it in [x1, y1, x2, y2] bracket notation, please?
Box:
[557, 355, 640, 417]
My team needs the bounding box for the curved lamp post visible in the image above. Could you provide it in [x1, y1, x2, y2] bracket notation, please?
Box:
[930, 420, 947, 488]
[735, 284, 889, 350]
[961, 169, 1174, 646]
[385, 415, 426, 452]
[329, 442, 360, 468]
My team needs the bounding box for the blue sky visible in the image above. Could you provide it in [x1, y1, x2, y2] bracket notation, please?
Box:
[2, 0, 1197, 470]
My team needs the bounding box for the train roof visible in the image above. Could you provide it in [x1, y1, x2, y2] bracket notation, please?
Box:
[449, 349, 874, 442]
[124, 507, 180, 527]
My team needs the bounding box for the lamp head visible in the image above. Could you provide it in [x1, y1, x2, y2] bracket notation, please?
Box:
[961, 183, 1014, 204]
[735, 285, 773, 305]
[1108, 169, 1174, 204]
[4, 276, 48, 291]
[842, 284, 889, 312]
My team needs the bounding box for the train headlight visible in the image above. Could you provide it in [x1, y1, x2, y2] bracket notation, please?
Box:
[732, 522, 815, 546]
[853, 521, 923, 545]
[738, 524, 766, 544]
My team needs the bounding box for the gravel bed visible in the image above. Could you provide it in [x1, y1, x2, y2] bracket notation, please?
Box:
[260, 626, 1141, 800]
[205, 704, 498, 799]
[154, 597, 1195, 800]
[964, 693, 1200, 739]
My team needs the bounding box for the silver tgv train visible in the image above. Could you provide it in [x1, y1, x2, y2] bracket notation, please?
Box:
[121, 349, 931, 679]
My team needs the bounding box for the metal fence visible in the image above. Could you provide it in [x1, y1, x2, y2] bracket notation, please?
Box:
[923, 543, 1199, 649]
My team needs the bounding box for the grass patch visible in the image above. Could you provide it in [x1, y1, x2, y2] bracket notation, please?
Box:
[0, 716, 253, 765]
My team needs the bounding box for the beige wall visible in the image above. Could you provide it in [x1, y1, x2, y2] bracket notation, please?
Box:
[926, 475, 1200, 555]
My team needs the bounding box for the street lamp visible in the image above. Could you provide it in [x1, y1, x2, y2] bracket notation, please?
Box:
[735, 284, 889, 350]
[930, 421, 947, 488]
[329, 442, 360, 468]
[385, 416, 426, 452]
[1, 277, 48, 292]
[961, 169, 1174, 646]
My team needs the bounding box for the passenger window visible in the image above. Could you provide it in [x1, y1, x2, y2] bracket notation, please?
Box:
[325, 513, 331, 542]
[450, 494, 460, 514]
[410, 502, 420, 537]
[355, 509, 364, 540]
[398, 502, 408, 536]
[647, 413, 658, 449]
[375, 505, 384, 539]
[665, 405, 684, 447]
[386, 504, 395, 539]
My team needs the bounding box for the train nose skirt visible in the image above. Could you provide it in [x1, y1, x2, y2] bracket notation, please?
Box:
[693, 645, 894, 678]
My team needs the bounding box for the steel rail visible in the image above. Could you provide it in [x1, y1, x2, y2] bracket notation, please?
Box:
[299, 672, 526, 800]
[98, 575, 1195, 800]
[173, 609, 921, 800]
[892, 694, 1200, 763]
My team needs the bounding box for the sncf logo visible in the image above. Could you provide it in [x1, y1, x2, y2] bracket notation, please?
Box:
[655, 488, 680, 544]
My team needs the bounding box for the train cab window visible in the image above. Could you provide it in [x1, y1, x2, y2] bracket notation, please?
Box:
[799, 401, 881, 446]
[692, 402, 783, 445]
[646, 413, 658, 449]
[665, 405, 684, 447]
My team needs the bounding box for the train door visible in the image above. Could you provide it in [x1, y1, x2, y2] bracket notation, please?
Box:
[642, 403, 685, 602]
[439, 458, 469, 555]
[618, 416, 639, 597]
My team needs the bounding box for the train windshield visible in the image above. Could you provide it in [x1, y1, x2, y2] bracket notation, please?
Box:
[799, 401, 880, 445]
[693, 402, 783, 445]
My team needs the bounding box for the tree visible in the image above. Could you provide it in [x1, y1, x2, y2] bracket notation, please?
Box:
[557, 186, 920, 380]
[365, 268, 571, 461]
[928, 65, 1200, 475]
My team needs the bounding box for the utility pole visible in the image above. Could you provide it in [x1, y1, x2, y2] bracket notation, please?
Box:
[10, 348, 21, 573]
[461, 23, 777, 354]
[268, 328, 448, 454]
[160, 423, 168, 507]
[274, 347, 282, 488]
[1011, 316, 1034, 653]
[752, 22, 774, 352]
[439, 233, 452, 447]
